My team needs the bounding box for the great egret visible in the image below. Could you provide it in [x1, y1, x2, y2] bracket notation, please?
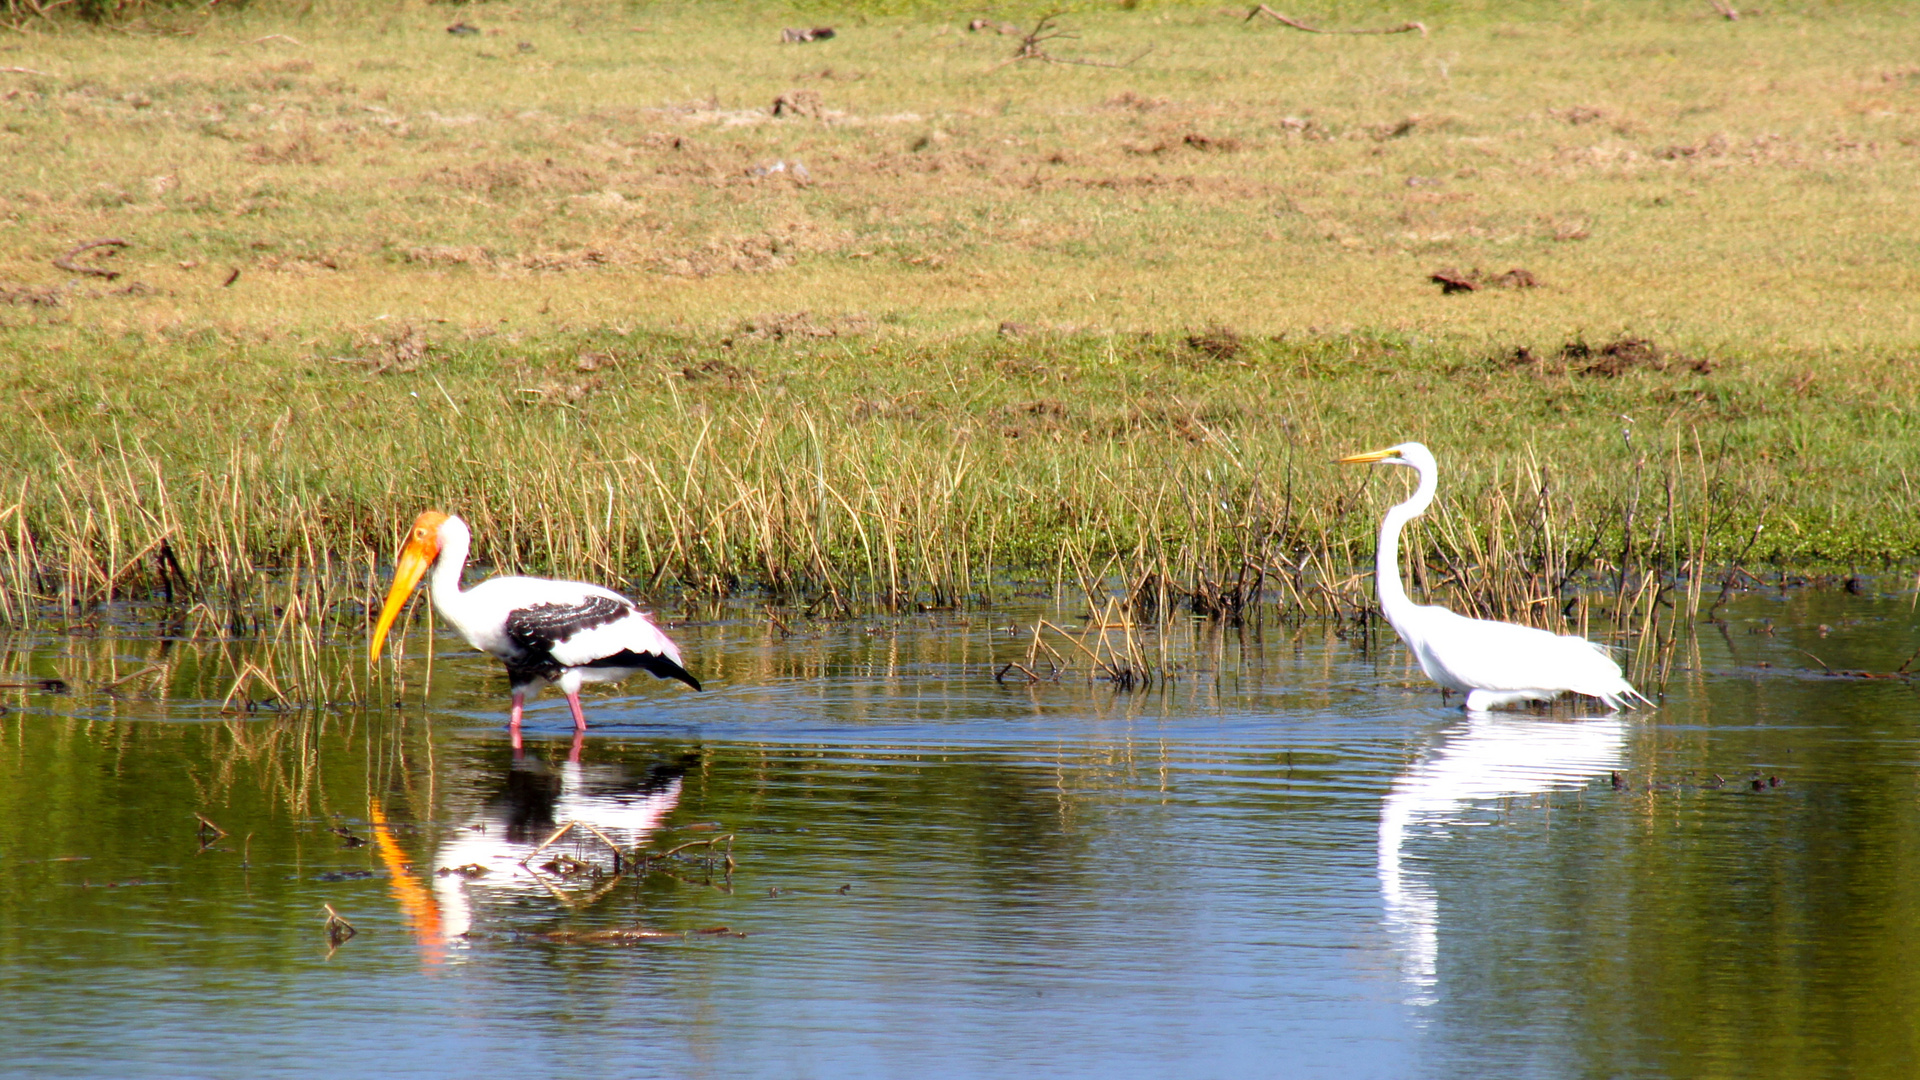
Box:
[370, 510, 701, 741]
[1338, 442, 1649, 712]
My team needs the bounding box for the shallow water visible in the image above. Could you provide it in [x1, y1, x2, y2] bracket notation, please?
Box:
[2, 587, 1918, 1078]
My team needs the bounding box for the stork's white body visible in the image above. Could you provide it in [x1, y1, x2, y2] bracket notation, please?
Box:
[430, 572, 690, 698]
[382, 513, 700, 742]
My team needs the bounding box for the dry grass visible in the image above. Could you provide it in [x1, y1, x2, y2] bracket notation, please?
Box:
[0, 1, 1914, 348]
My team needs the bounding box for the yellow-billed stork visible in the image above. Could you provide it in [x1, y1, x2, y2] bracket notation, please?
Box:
[369, 510, 700, 740]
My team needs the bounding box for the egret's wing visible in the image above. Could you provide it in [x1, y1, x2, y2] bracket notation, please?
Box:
[1414, 608, 1623, 693]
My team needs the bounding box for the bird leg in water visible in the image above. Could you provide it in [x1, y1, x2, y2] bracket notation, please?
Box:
[565, 690, 588, 733]
[509, 691, 526, 752]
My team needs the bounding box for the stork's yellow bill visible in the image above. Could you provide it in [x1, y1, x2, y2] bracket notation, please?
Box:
[369, 509, 451, 663]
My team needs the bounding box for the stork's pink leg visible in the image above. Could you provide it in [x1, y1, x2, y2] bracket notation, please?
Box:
[509, 691, 526, 752]
[565, 689, 588, 733]
[568, 728, 585, 765]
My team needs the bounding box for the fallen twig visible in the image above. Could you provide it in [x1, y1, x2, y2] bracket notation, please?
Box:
[1038, 618, 1121, 679]
[322, 903, 357, 948]
[517, 819, 630, 877]
[1897, 644, 1920, 676]
[246, 33, 303, 46]
[54, 238, 129, 281]
[993, 11, 1152, 70]
[1245, 5, 1426, 36]
[220, 661, 288, 713]
[994, 660, 1045, 684]
[101, 664, 166, 690]
[1, 67, 53, 76]
[520, 821, 578, 865]
[194, 813, 227, 850]
[576, 821, 625, 874]
[1707, 0, 1739, 20]
[1788, 647, 1833, 675]
[640, 833, 736, 875]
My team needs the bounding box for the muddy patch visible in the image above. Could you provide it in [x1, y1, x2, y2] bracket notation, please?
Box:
[731, 311, 874, 342]
[1183, 326, 1243, 361]
[1430, 267, 1539, 294]
[1500, 336, 1715, 377]
[656, 221, 849, 278]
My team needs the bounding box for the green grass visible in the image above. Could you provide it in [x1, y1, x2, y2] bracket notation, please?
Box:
[2, 0, 1918, 620]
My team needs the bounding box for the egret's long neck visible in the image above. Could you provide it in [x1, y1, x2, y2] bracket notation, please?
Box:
[1374, 462, 1436, 630]
[427, 518, 472, 619]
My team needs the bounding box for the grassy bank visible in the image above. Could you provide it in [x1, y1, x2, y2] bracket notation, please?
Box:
[2, 0, 1918, 625]
[6, 326, 1916, 601]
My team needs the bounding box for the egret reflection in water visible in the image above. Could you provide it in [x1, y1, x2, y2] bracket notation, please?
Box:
[1378, 713, 1627, 1005]
[371, 733, 693, 959]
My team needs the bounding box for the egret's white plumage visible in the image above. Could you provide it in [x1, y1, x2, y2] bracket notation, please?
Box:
[1339, 442, 1649, 712]
[371, 511, 699, 741]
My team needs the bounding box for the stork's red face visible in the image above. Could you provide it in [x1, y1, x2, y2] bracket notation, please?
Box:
[369, 510, 451, 663]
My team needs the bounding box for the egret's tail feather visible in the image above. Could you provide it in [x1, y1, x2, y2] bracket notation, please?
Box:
[1594, 683, 1654, 711]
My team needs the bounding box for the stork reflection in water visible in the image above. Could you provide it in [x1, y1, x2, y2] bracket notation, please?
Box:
[371, 736, 695, 959]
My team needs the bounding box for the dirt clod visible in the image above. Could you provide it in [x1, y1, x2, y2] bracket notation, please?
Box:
[732, 311, 873, 342]
[772, 89, 824, 118]
[1430, 267, 1540, 294]
[682, 358, 754, 384]
[1184, 326, 1243, 360]
[0, 283, 62, 307]
[1502, 336, 1715, 377]
[1551, 106, 1606, 125]
[1182, 132, 1243, 152]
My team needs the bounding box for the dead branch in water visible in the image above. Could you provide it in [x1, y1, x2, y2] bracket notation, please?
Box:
[219, 661, 289, 714]
[322, 904, 357, 950]
[194, 813, 227, 851]
[521, 819, 625, 875]
[640, 833, 736, 874]
[1244, 5, 1427, 36]
[54, 238, 129, 280]
[1018, 609, 1159, 690]
[576, 821, 625, 874]
[994, 660, 1051, 684]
